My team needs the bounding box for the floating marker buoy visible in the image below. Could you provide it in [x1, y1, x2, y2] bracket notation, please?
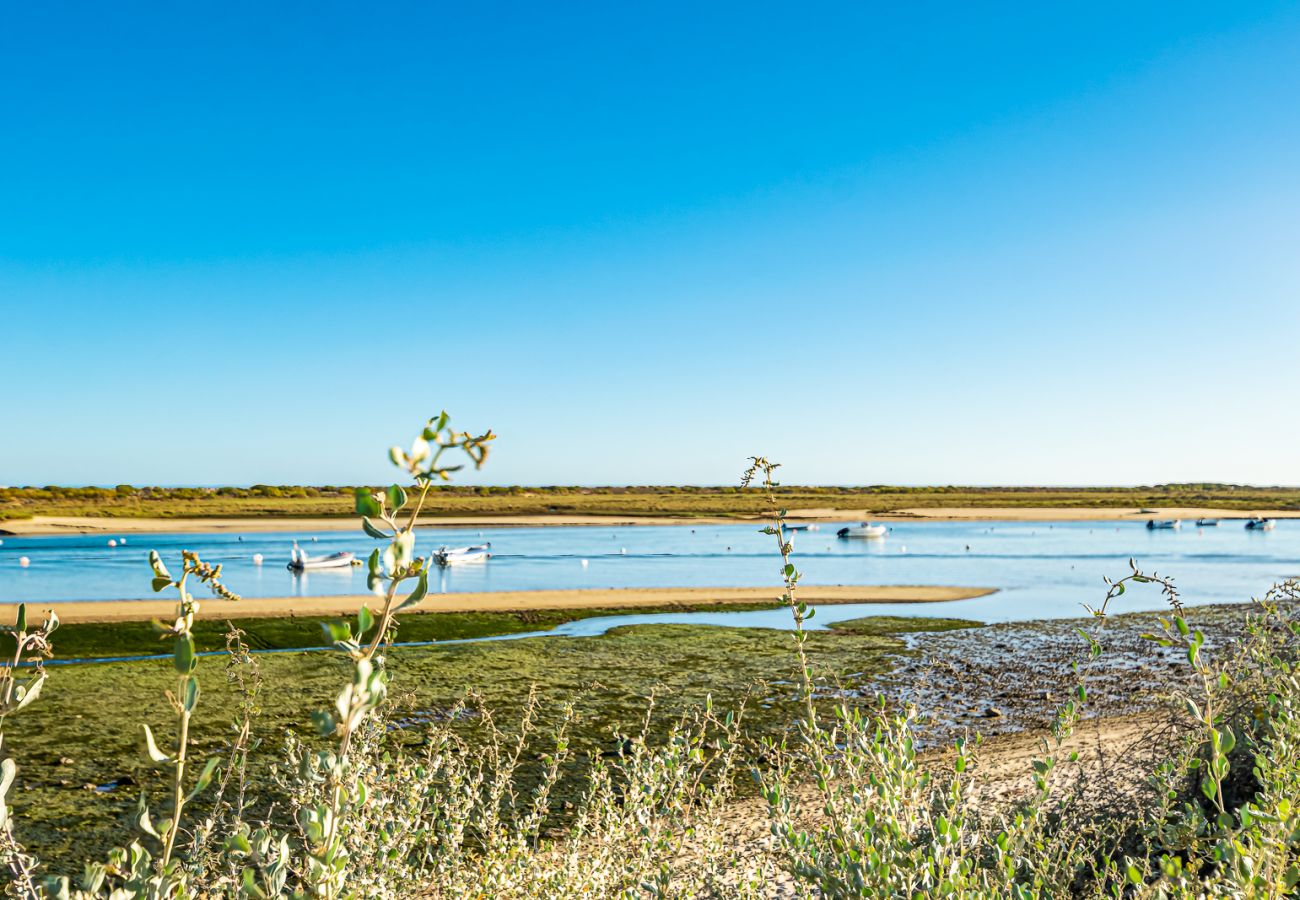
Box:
[118, 537, 126, 544]
[18, 557, 29, 568]
[580, 559, 589, 568]
[107, 539, 117, 548]
[900, 545, 907, 553]
[252, 554, 264, 565]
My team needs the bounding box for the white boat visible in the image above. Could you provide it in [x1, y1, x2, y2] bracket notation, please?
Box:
[837, 523, 887, 539]
[1196, 518, 1220, 527]
[1146, 519, 1182, 530]
[434, 543, 492, 566]
[287, 545, 355, 571]
[1245, 518, 1276, 531]
[784, 524, 820, 532]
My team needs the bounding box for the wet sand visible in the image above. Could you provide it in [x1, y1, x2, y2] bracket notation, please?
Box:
[4, 507, 1296, 535]
[1, 584, 995, 624]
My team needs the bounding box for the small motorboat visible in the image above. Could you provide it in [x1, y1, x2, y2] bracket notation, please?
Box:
[434, 543, 492, 566]
[1146, 519, 1182, 530]
[784, 524, 820, 532]
[287, 544, 355, 572]
[837, 523, 888, 539]
[1245, 518, 1276, 531]
[1195, 518, 1220, 527]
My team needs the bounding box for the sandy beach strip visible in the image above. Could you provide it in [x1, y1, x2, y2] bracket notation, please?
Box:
[0, 585, 995, 625]
[3, 508, 1298, 536]
[1, 514, 747, 535]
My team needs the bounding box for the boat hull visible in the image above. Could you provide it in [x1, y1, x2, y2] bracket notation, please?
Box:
[837, 525, 887, 539]
[287, 552, 355, 571]
[434, 544, 492, 566]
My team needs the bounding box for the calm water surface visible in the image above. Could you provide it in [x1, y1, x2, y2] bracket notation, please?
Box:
[1, 521, 1295, 634]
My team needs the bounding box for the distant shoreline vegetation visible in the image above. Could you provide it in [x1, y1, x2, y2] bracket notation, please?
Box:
[3, 482, 1300, 521]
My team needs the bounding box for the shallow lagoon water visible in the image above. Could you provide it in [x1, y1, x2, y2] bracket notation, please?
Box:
[1, 521, 1295, 633]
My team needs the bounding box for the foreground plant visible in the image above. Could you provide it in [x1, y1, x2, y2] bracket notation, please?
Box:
[296, 413, 494, 897]
[0, 604, 57, 895]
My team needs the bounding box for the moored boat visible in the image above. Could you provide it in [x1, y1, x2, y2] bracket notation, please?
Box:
[287, 545, 355, 571]
[1195, 518, 1220, 527]
[1245, 518, 1276, 531]
[1146, 519, 1182, 530]
[434, 543, 492, 566]
[837, 523, 887, 539]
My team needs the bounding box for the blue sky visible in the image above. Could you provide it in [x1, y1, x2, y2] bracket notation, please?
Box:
[3, 2, 1298, 486]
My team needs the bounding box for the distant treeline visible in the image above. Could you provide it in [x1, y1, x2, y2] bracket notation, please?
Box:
[4, 483, 1299, 522]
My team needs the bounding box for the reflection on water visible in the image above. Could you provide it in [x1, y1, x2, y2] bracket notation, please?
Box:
[0, 520, 1295, 624]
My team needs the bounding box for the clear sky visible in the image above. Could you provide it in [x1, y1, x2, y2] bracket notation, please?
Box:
[3, 3, 1298, 487]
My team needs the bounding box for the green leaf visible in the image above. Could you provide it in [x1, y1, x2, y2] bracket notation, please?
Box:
[241, 867, 268, 898]
[356, 606, 374, 638]
[361, 517, 389, 540]
[173, 635, 196, 674]
[396, 570, 429, 612]
[0, 758, 15, 800]
[151, 577, 173, 593]
[321, 621, 352, 644]
[186, 757, 221, 802]
[13, 673, 45, 713]
[354, 488, 382, 518]
[142, 725, 173, 764]
[386, 484, 408, 512]
[387, 531, 416, 570]
[149, 551, 171, 580]
[14, 605, 25, 633]
[182, 676, 200, 712]
[137, 801, 160, 839]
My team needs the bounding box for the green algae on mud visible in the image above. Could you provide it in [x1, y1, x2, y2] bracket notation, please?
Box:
[5, 614, 977, 870]
[43, 601, 797, 659]
[6, 483, 1300, 522]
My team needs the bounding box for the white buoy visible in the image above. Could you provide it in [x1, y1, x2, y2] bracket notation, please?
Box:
[580, 559, 589, 568]
[118, 537, 126, 544]
[620, 548, 626, 555]
[252, 554, 264, 565]
[18, 557, 30, 568]
[108, 539, 118, 548]
[900, 545, 907, 554]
